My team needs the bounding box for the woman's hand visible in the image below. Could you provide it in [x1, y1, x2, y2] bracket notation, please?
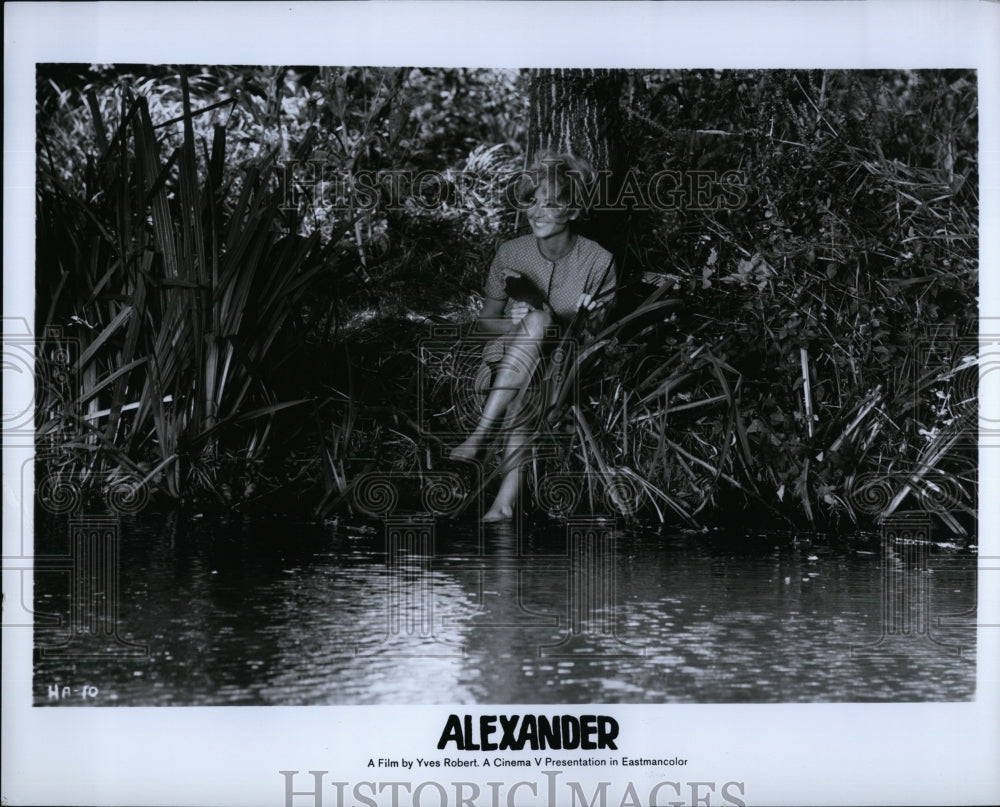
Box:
[510, 301, 532, 324]
[474, 295, 513, 335]
[576, 292, 600, 313]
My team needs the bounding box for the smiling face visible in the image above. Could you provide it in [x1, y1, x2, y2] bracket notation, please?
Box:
[525, 180, 579, 240]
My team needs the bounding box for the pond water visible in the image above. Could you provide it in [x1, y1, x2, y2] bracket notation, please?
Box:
[33, 513, 977, 705]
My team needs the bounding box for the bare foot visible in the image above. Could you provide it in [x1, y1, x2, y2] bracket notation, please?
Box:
[449, 437, 482, 461]
[482, 503, 514, 522]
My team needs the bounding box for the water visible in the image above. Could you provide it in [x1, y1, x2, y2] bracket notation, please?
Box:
[33, 514, 977, 705]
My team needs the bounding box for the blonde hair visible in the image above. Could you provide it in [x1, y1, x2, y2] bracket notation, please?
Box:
[513, 151, 599, 219]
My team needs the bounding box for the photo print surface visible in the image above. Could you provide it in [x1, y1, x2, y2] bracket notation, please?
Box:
[31, 64, 978, 706]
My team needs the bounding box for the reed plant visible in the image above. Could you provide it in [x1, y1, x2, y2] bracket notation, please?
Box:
[36, 69, 334, 506]
[37, 67, 976, 534]
[412, 70, 977, 534]
[564, 70, 978, 532]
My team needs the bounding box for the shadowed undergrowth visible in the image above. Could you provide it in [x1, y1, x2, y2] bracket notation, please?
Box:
[34, 67, 977, 536]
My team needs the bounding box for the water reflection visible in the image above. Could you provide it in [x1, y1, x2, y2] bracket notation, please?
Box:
[33, 514, 976, 705]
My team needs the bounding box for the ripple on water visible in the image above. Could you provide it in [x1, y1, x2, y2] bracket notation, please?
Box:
[30, 517, 978, 705]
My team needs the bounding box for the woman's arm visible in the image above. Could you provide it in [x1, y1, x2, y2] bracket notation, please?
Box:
[473, 296, 513, 335]
[473, 296, 535, 336]
[574, 257, 617, 335]
[475, 244, 533, 335]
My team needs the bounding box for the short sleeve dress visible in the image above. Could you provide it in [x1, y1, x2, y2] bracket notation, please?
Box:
[483, 234, 617, 327]
[477, 234, 617, 373]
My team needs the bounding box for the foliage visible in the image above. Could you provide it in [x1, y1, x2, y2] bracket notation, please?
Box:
[604, 70, 977, 531]
[410, 69, 978, 534]
[36, 66, 977, 534]
[36, 69, 333, 505]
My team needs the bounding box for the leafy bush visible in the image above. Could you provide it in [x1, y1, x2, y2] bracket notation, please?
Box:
[36, 66, 976, 533]
[604, 70, 978, 530]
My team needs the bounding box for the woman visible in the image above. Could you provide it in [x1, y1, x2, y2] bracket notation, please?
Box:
[450, 152, 617, 521]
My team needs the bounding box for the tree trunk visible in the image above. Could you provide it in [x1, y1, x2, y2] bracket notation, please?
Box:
[528, 69, 627, 260]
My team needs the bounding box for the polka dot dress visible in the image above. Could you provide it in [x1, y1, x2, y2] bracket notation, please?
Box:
[476, 234, 617, 376]
[484, 234, 617, 325]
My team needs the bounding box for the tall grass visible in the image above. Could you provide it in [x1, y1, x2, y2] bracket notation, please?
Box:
[37, 67, 977, 534]
[411, 70, 978, 534]
[36, 70, 335, 506]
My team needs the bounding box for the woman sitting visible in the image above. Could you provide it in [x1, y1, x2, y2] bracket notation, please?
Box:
[450, 152, 617, 521]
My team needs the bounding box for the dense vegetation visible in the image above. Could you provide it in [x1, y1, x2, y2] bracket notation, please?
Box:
[35, 66, 977, 534]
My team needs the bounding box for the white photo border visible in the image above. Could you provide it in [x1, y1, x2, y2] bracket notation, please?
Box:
[4, 2, 999, 806]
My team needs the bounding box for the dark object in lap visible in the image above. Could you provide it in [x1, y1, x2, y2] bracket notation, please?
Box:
[504, 275, 548, 311]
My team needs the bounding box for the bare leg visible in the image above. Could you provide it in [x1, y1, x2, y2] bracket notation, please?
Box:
[480, 310, 552, 520]
[450, 311, 551, 461]
[482, 422, 530, 521]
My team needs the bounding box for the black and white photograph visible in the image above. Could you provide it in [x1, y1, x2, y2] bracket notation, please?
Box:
[28, 61, 981, 706]
[4, 3, 1000, 806]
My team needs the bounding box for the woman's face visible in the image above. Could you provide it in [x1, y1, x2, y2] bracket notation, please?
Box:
[526, 181, 578, 239]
